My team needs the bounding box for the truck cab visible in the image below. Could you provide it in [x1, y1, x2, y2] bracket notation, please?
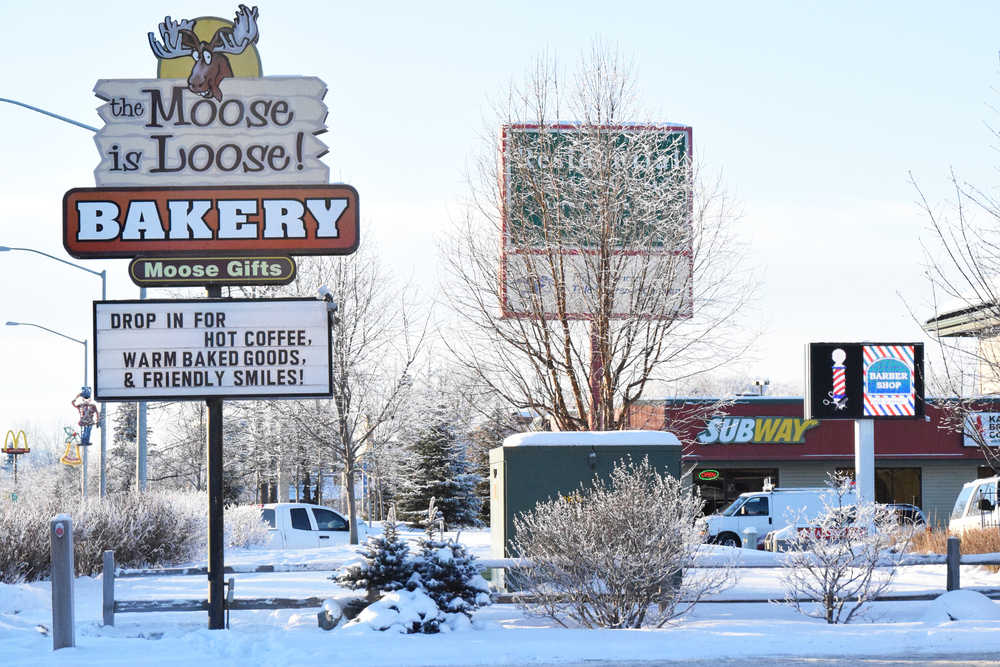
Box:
[700, 486, 857, 549]
[260, 502, 366, 548]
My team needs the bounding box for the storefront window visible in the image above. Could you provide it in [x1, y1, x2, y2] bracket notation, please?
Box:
[695, 468, 778, 515]
[835, 467, 922, 508]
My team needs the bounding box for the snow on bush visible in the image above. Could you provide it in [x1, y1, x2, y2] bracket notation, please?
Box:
[0, 494, 62, 583]
[348, 588, 447, 634]
[512, 456, 732, 629]
[778, 474, 916, 624]
[224, 504, 271, 548]
[335, 502, 491, 633]
[412, 536, 491, 617]
[0, 485, 270, 582]
[74, 491, 204, 575]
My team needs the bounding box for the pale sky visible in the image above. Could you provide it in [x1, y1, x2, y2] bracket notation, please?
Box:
[2, 1, 999, 438]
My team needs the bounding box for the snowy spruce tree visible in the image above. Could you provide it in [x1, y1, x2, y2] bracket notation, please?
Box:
[409, 499, 491, 621]
[336, 507, 413, 599]
[412, 535, 491, 620]
[397, 412, 481, 528]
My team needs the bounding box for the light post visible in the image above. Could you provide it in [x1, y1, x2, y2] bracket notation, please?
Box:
[755, 379, 770, 396]
[5, 321, 90, 498]
[0, 246, 108, 497]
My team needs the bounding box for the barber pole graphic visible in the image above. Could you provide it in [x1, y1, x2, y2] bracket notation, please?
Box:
[862, 344, 916, 417]
[830, 348, 847, 410]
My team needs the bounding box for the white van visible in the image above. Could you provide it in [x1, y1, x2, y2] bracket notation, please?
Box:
[949, 476, 999, 534]
[700, 486, 857, 548]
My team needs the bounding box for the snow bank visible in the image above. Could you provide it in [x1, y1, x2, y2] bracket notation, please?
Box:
[922, 589, 1000, 624]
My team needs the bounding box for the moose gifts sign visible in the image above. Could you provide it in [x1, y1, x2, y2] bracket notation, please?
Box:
[93, 6, 329, 186]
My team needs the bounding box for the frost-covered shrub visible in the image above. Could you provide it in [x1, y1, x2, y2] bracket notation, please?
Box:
[778, 475, 915, 624]
[0, 494, 63, 583]
[512, 456, 731, 628]
[0, 488, 275, 581]
[336, 508, 413, 597]
[74, 491, 203, 574]
[224, 504, 271, 548]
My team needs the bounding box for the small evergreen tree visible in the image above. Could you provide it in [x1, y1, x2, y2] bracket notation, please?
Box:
[410, 499, 491, 618]
[336, 507, 413, 598]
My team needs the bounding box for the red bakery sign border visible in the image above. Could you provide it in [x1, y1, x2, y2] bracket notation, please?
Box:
[63, 184, 358, 258]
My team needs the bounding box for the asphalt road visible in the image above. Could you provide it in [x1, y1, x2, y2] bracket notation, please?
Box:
[506, 657, 1000, 667]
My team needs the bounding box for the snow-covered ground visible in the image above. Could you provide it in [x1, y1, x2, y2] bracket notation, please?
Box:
[3, 527, 1000, 666]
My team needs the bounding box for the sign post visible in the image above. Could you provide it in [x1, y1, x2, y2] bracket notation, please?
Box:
[805, 343, 924, 503]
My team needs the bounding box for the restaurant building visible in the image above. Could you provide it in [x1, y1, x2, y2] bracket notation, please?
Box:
[628, 396, 998, 525]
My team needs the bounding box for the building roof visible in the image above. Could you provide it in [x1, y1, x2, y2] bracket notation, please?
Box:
[924, 301, 1000, 337]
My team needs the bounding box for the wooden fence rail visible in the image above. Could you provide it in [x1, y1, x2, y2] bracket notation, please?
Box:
[101, 540, 1000, 626]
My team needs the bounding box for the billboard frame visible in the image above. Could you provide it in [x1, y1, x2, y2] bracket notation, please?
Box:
[499, 122, 694, 320]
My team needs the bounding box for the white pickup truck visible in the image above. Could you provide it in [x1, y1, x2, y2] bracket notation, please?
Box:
[260, 502, 368, 548]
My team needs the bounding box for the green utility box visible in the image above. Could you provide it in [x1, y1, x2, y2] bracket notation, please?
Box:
[489, 430, 681, 559]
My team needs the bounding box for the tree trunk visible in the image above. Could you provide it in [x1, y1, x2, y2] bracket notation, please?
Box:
[346, 445, 359, 544]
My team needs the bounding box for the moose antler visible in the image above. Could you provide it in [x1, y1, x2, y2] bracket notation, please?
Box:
[213, 5, 260, 55]
[148, 15, 198, 59]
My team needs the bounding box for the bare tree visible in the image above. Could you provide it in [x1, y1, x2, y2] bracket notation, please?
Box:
[779, 475, 915, 624]
[512, 456, 732, 628]
[917, 168, 1000, 472]
[443, 44, 755, 431]
[276, 252, 427, 543]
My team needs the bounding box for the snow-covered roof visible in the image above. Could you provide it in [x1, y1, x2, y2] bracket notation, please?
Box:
[503, 430, 680, 447]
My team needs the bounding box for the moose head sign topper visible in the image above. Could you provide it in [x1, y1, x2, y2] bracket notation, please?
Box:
[148, 4, 260, 101]
[88, 5, 329, 187]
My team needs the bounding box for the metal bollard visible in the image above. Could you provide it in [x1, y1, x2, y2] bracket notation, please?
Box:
[102, 550, 115, 627]
[946, 536, 961, 592]
[742, 527, 759, 550]
[50, 514, 75, 650]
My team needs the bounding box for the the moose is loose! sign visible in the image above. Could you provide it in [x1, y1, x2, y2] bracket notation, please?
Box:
[93, 5, 329, 187]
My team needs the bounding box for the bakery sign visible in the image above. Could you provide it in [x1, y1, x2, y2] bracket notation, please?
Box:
[93, 5, 329, 186]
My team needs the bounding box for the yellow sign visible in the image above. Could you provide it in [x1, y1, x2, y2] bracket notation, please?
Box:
[59, 428, 82, 467]
[2, 429, 29, 454]
[696, 417, 820, 445]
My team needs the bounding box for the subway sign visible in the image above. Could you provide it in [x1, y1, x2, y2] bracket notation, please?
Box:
[696, 417, 819, 445]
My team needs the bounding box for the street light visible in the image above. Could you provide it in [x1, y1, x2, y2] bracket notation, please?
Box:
[0, 98, 98, 132]
[5, 320, 90, 498]
[0, 246, 108, 497]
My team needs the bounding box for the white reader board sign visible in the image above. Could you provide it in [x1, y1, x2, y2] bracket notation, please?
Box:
[94, 298, 331, 400]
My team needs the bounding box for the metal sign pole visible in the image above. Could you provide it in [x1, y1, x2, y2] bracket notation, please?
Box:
[854, 419, 875, 504]
[205, 285, 225, 630]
